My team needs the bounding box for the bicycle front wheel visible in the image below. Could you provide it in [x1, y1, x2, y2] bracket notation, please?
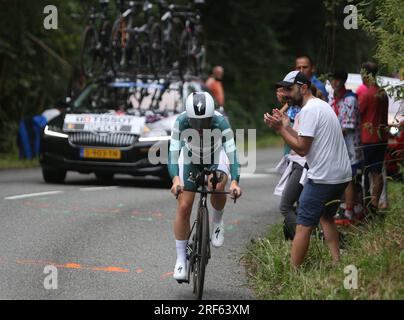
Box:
[194, 206, 209, 300]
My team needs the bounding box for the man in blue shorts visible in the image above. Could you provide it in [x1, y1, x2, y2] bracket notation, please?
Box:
[265, 71, 352, 267]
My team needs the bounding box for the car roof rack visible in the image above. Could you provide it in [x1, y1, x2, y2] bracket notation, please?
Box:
[93, 70, 206, 86]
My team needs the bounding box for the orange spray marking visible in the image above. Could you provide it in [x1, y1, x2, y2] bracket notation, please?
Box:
[161, 272, 174, 280]
[15, 259, 132, 274]
[92, 266, 129, 273]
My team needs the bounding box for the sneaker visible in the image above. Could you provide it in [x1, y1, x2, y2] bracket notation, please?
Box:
[211, 221, 224, 248]
[335, 212, 353, 226]
[344, 210, 354, 220]
[173, 260, 188, 282]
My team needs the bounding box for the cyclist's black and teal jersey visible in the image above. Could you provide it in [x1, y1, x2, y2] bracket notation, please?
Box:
[168, 111, 240, 191]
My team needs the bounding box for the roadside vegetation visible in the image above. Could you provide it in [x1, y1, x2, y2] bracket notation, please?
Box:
[245, 181, 404, 300]
[256, 134, 284, 149]
[0, 151, 39, 170]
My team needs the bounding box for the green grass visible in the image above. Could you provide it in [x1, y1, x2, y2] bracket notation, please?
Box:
[0, 152, 39, 170]
[244, 182, 404, 300]
[256, 133, 284, 149]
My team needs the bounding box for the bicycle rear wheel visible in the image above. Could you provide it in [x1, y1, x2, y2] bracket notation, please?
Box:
[80, 26, 99, 78]
[194, 206, 209, 300]
[100, 21, 112, 72]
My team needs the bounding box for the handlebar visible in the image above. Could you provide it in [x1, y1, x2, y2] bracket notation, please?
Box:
[175, 169, 240, 203]
[176, 186, 239, 204]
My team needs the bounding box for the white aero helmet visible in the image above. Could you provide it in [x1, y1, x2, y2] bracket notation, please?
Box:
[185, 92, 215, 130]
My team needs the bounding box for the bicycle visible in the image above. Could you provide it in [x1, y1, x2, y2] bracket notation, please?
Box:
[177, 7, 206, 78]
[80, 0, 112, 78]
[150, 0, 206, 79]
[110, 0, 156, 76]
[149, 0, 186, 76]
[175, 168, 238, 300]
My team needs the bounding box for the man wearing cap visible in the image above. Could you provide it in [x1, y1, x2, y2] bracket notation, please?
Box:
[264, 71, 352, 267]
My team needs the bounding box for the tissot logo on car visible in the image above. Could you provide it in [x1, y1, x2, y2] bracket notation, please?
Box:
[63, 114, 145, 135]
[75, 115, 132, 124]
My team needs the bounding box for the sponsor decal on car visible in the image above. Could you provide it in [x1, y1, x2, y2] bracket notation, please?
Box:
[63, 114, 146, 135]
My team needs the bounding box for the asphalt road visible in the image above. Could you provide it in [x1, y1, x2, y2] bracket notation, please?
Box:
[0, 147, 283, 300]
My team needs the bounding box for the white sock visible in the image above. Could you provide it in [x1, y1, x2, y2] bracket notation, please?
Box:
[175, 240, 188, 264]
[212, 208, 224, 224]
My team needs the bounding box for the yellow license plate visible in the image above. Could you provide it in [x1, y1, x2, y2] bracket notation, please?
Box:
[81, 148, 121, 160]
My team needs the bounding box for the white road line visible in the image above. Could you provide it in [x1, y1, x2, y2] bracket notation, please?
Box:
[4, 191, 64, 200]
[80, 186, 119, 192]
[240, 173, 271, 179]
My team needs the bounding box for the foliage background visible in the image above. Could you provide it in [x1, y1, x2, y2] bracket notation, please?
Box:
[1, 0, 400, 153]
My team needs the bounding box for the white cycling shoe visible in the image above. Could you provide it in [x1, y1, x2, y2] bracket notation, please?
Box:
[211, 221, 225, 248]
[173, 260, 188, 282]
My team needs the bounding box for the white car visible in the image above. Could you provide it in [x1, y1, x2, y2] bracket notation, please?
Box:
[343, 73, 404, 127]
[342, 73, 404, 178]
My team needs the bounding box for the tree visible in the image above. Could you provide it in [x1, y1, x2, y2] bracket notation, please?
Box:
[359, 0, 404, 76]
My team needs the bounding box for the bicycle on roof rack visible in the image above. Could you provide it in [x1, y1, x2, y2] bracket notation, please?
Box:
[80, 0, 207, 81]
[80, 0, 112, 78]
[110, 0, 157, 76]
[150, 0, 206, 79]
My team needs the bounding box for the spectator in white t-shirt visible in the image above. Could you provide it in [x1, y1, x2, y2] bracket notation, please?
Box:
[264, 71, 352, 267]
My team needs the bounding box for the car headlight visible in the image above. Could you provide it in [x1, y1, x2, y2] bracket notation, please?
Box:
[138, 126, 170, 142]
[44, 125, 69, 139]
[389, 126, 400, 137]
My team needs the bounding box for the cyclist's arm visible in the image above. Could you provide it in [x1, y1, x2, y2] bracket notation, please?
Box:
[168, 117, 182, 181]
[220, 119, 240, 183]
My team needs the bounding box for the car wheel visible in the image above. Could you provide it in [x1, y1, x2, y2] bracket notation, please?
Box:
[42, 167, 67, 184]
[95, 173, 114, 184]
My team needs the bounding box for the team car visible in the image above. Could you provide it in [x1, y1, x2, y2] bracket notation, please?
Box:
[40, 77, 205, 183]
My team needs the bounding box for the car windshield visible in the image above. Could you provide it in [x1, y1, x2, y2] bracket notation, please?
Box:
[72, 81, 183, 114]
